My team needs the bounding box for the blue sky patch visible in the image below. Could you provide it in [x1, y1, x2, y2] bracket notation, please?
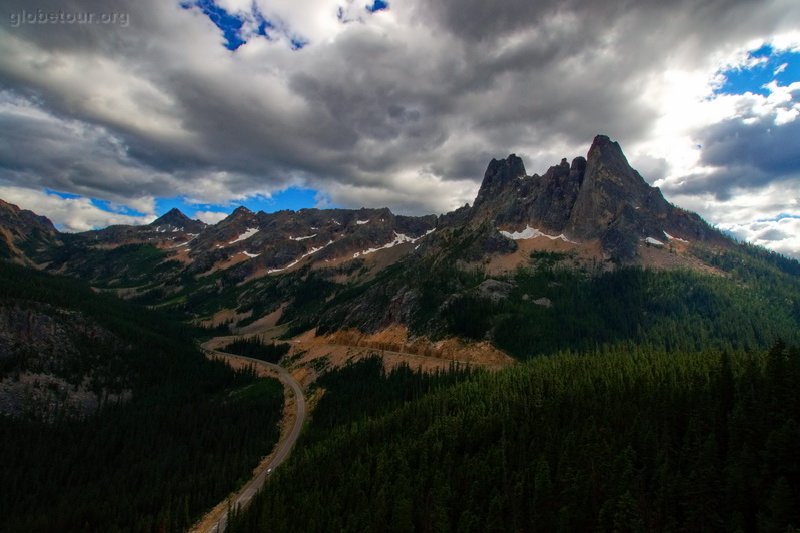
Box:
[757, 213, 800, 223]
[715, 44, 800, 97]
[182, 0, 246, 50]
[367, 0, 389, 12]
[91, 198, 144, 217]
[47, 189, 144, 217]
[182, 0, 318, 51]
[290, 37, 308, 51]
[156, 196, 194, 216]
[45, 188, 81, 200]
[155, 187, 324, 222]
[44, 187, 326, 229]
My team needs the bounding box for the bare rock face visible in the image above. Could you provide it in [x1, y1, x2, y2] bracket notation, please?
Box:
[466, 134, 730, 261]
[476, 279, 514, 302]
[566, 135, 668, 259]
[474, 154, 527, 208]
[0, 303, 130, 422]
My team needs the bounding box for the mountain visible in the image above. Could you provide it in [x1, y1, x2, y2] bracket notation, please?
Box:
[452, 134, 729, 263]
[150, 207, 207, 233]
[5, 135, 734, 284]
[179, 205, 437, 280]
[0, 199, 59, 263]
[77, 206, 207, 248]
[2, 135, 799, 358]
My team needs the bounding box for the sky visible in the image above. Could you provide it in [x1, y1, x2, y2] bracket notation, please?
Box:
[0, 1, 799, 257]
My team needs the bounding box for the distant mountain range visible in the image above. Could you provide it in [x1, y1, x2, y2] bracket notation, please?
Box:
[2, 135, 731, 274]
[2, 135, 798, 355]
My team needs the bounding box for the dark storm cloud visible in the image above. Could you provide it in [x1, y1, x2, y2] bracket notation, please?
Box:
[1, 0, 799, 218]
[701, 117, 800, 177]
[663, 113, 800, 199]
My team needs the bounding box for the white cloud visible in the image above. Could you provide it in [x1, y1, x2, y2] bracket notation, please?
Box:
[0, 186, 153, 232]
[194, 210, 229, 224]
[720, 216, 800, 258]
[633, 35, 800, 257]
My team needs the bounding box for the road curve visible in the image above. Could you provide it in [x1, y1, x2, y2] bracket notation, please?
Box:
[202, 348, 306, 533]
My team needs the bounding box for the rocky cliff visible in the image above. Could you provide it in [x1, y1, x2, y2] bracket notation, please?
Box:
[466, 135, 729, 260]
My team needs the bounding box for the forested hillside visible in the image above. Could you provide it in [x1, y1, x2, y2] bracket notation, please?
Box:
[230, 346, 800, 532]
[0, 262, 284, 532]
[312, 249, 800, 358]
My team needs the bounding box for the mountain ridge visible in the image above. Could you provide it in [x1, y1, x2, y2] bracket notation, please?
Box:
[0, 199, 60, 263]
[2, 134, 737, 273]
[3, 134, 797, 350]
[465, 134, 730, 261]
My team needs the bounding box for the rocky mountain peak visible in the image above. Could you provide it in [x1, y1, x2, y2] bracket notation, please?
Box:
[474, 154, 526, 207]
[584, 134, 648, 191]
[587, 133, 620, 156]
[0, 199, 59, 263]
[564, 135, 680, 259]
[0, 199, 57, 234]
[461, 135, 729, 262]
[151, 208, 188, 225]
[215, 205, 260, 227]
[149, 207, 206, 233]
[570, 156, 587, 175]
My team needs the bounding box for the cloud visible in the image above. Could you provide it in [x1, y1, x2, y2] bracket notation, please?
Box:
[720, 216, 800, 258]
[655, 75, 800, 244]
[0, 186, 153, 231]
[0, 0, 800, 254]
[193, 210, 229, 224]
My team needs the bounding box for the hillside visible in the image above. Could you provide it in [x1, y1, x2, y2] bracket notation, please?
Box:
[230, 347, 800, 532]
[0, 199, 60, 264]
[0, 261, 283, 533]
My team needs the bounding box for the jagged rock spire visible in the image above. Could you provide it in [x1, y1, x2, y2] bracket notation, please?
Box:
[474, 154, 526, 207]
[467, 134, 728, 261]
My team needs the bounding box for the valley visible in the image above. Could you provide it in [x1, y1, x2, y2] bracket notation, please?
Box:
[2, 135, 800, 532]
[190, 344, 306, 533]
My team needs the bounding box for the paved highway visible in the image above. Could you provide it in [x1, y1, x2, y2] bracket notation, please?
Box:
[203, 349, 306, 533]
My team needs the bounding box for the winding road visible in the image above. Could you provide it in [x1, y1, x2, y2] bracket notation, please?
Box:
[199, 347, 306, 533]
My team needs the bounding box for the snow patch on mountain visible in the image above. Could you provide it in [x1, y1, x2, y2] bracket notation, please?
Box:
[663, 231, 689, 243]
[352, 229, 435, 258]
[155, 225, 183, 233]
[228, 228, 259, 244]
[499, 225, 574, 243]
[267, 240, 335, 274]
